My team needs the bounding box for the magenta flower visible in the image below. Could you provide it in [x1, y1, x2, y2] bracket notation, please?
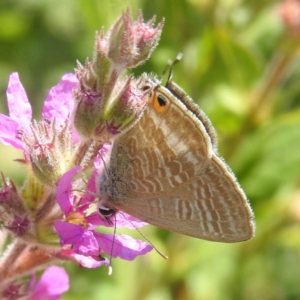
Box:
[54, 167, 153, 264]
[0, 10, 162, 292]
[0, 72, 31, 149]
[0, 72, 80, 186]
[0, 72, 78, 150]
[28, 266, 69, 300]
[0, 266, 69, 300]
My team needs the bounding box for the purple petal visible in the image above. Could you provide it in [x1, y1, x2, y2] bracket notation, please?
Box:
[72, 253, 110, 268]
[71, 128, 80, 144]
[0, 114, 24, 149]
[94, 232, 153, 261]
[56, 166, 81, 215]
[86, 211, 149, 229]
[6, 72, 32, 133]
[54, 221, 84, 244]
[42, 73, 78, 122]
[31, 266, 69, 300]
[86, 211, 111, 227]
[77, 169, 98, 211]
[54, 221, 99, 256]
[115, 212, 149, 229]
[72, 230, 99, 256]
[28, 273, 36, 291]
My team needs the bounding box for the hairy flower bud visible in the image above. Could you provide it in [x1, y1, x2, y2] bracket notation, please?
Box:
[0, 175, 26, 216]
[0, 175, 33, 239]
[73, 10, 163, 142]
[22, 119, 74, 186]
[73, 74, 148, 142]
[108, 10, 164, 69]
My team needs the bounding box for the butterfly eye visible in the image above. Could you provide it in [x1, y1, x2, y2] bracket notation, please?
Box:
[99, 206, 115, 217]
[141, 85, 151, 92]
[153, 93, 169, 113]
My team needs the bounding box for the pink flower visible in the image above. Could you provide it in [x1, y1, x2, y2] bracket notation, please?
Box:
[0, 10, 162, 286]
[0, 266, 69, 300]
[0, 72, 78, 151]
[29, 266, 69, 300]
[54, 167, 153, 265]
[279, 0, 300, 36]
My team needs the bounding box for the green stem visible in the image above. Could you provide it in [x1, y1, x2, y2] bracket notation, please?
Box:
[248, 51, 294, 125]
[225, 40, 299, 161]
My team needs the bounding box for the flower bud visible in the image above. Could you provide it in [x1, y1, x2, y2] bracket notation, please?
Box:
[0, 175, 26, 216]
[108, 9, 164, 69]
[73, 74, 149, 142]
[73, 10, 163, 142]
[22, 119, 74, 186]
[5, 216, 30, 237]
[0, 175, 33, 239]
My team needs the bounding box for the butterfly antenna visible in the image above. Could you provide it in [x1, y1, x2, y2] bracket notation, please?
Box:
[162, 52, 183, 84]
[108, 214, 117, 275]
[119, 212, 168, 259]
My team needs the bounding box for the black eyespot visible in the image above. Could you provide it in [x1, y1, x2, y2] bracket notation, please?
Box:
[157, 94, 167, 106]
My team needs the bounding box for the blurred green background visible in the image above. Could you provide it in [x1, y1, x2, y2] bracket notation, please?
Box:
[1, 0, 300, 299]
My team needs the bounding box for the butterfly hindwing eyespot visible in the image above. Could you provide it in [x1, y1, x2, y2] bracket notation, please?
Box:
[151, 93, 169, 113]
[157, 95, 167, 106]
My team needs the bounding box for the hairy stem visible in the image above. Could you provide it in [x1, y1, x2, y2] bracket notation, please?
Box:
[0, 240, 26, 281]
[0, 242, 56, 284]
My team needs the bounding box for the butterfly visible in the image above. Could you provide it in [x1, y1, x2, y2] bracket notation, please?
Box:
[97, 76, 255, 242]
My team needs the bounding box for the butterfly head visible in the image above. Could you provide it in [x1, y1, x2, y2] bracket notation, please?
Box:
[139, 74, 171, 114]
[98, 203, 117, 224]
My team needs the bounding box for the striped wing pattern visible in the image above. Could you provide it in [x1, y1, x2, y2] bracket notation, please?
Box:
[101, 81, 255, 242]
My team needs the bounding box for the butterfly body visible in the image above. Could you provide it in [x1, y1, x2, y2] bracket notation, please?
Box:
[98, 78, 255, 242]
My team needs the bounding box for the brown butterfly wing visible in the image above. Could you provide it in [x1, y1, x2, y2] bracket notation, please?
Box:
[107, 84, 213, 198]
[103, 83, 254, 242]
[114, 154, 254, 242]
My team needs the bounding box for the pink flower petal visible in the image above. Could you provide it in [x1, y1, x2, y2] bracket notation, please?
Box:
[77, 169, 98, 211]
[94, 232, 153, 261]
[54, 221, 84, 244]
[86, 211, 109, 227]
[87, 211, 149, 229]
[58, 248, 109, 268]
[115, 212, 149, 229]
[6, 72, 32, 133]
[31, 266, 69, 300]
[42, 73, 78, 122]
[0, 114, 24, 149]
[56, 166, 81, 215]
[71, 253, 110, 268]
[71, 128, 80, 144]
[54, 221, 99, 256]
[72, 230, 99, 256]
